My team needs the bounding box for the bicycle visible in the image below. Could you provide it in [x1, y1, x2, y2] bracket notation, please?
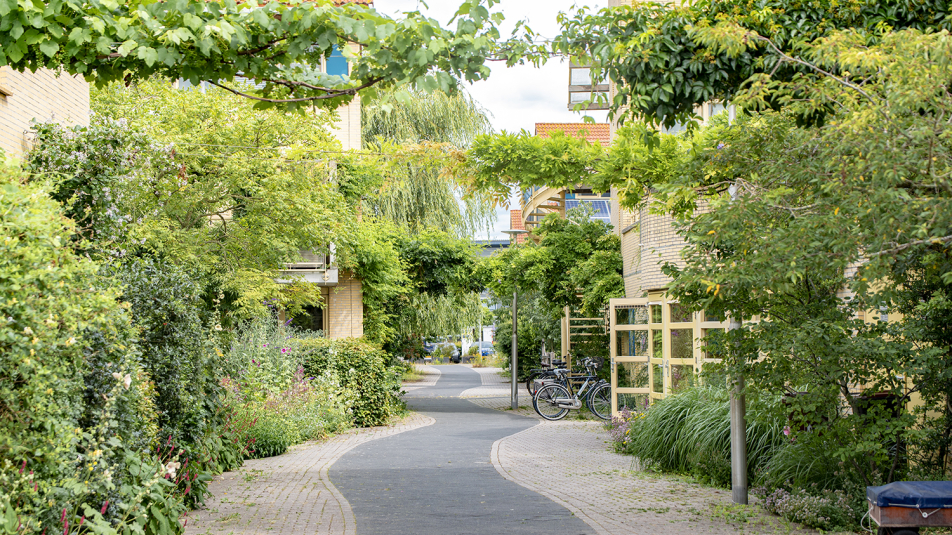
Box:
[532, 358, 611, 421]
[524, 358, 567, 397]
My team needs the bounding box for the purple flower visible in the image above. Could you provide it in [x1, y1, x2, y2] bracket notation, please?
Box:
[717, 142, 725, 149]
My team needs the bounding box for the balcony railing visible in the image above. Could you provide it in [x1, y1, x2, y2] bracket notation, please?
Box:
[278, 247, 339, 285]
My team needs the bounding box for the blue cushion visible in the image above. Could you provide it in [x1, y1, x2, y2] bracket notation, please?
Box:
[867, 481, 952, 509]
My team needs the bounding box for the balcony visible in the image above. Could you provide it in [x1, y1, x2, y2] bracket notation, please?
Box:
[277, 248, 339, 286]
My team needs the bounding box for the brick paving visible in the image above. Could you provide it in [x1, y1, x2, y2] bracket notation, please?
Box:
[186, 365, 816, 535]
[184, 413, 434, 535]
[459, 366, 512, 398]
[488, 418, 818, 535]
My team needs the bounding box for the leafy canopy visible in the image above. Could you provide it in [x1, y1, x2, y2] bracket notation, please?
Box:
[1, 0, 518, 110]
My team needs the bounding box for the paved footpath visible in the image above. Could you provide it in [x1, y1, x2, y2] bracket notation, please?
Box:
[330, 364, 595, 535]
[187, 365, 814, 535]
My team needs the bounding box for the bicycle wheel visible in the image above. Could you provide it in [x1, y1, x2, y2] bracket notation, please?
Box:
[533, 384, 570, 421]
[525, 371, 543, 396]
[587, 383, 612, 421]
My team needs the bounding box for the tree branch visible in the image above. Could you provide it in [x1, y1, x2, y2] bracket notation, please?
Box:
[207, 76, 383, 103]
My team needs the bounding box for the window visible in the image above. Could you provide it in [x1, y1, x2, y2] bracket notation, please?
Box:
[291, 305, 324, 333]
[326, 45, 349, 78]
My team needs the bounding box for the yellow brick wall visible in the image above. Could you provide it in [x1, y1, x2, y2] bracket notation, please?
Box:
[331, 97, 361, 151]
[621, 223, 642, 297]
[0, 67, 89, 157]
[327, 271, 364, 339]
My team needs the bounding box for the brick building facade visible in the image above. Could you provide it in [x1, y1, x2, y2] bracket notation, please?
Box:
[0, 67, 89, 157]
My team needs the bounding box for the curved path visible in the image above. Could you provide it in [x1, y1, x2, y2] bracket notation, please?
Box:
[330, 365, 595, 535]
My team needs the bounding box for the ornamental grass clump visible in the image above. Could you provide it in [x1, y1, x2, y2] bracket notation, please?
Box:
[611, 385, 783, 488]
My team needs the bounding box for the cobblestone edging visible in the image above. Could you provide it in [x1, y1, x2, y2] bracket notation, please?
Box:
[489, 420, 816, 535]
[184, 413, 435, 535]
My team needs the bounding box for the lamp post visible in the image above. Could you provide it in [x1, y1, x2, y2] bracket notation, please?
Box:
[501, 228, 529, 410]
[727, 183, 748, 505]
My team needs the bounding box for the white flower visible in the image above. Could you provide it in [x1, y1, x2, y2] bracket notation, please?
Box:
[163, 461, 181, 478]
[123, 374, 132, 390]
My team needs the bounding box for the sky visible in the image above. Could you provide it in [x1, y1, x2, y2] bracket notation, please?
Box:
[377, 0, 609, 241]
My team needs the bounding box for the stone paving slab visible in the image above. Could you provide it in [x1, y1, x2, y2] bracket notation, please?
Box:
[399, 364, 440, 393]
[184, 413, 434, 535]
[459, 366, 513, 398]
[489, 418, 818, 535]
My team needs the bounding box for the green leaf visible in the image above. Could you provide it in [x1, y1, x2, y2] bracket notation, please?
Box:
[137, 46, 158, 66]
[39, 39, 59, 57]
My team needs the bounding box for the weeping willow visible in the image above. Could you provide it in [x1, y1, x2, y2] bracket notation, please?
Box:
[360, 142, 495, 237]
[398, 291, 483, 339]
[362, 88, 493, 147]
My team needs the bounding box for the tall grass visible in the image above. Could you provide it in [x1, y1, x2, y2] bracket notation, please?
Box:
[619, 385, 783, 487]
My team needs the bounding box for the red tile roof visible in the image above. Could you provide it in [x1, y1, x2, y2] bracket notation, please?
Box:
[534, 123, 611, 147]
[509, 210, 529, 244]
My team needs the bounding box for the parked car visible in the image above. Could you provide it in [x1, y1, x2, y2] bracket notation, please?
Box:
[426, 342, 461, 363]
[477, 341, 495, 357]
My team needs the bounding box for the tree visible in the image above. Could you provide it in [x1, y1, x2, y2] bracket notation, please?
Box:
[545, 0, 952, 127]
[2, 0, 513, 111]
[657, 29, 952, 485]
[362, 87, 492, 147]
[479, 208, 623, 370]
[30, 78, 350, 318]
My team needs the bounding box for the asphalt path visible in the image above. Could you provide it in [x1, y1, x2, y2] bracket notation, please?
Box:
[330, 365, 595, 535]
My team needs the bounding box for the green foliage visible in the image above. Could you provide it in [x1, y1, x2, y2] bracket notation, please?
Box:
[346, 224, 484, 353]
[0, 163, 188, 534]
[300, 338, 403, 427]
[224, 370, 353, 460]
[1, 0, 508, 110]
[547, 0, 952, 127]
[481, 208, 624, 320]
[363, 87, 492, 148]
[88, 79, 348, 319]
[655, 30, 952, 486]
[756, 485, 860, 533]
[614, 386, 782, 489]
[223, 313, 308, 395]
[460, 130, 603, 206]
[115, 258, 219, 450]
[218, 317, 353, 460]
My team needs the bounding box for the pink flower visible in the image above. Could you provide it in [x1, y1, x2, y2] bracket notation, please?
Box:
[783, 426, 791, 436]
[281, 348, 290, 353]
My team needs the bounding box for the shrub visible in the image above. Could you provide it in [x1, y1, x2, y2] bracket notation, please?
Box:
[224, 312, 307, 394]
[300, 337, 403, 427]
[116, 258, 219, 446]
[0, 164, 185, 533]
[755, 486, 858, 532]
[223, 370, 354, 459]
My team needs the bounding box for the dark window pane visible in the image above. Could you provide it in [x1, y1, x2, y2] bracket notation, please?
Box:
[291, 305, 324, 333]
[616, 305, 648, 325]
[617, 362, 649, 388]
[670, 302, 692, 323]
